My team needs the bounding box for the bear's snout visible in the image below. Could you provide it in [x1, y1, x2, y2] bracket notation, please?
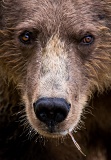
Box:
[33, 98, 70, 132]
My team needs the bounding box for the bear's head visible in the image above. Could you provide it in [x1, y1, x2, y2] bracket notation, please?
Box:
[0, 0, 111, 138]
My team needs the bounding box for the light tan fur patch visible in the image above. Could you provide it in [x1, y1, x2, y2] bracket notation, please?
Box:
[38, 34, 69, 99]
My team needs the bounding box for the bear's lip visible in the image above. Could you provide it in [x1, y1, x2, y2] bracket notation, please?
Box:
[37, 130, 68, 138]
[36, 127, 73, 138]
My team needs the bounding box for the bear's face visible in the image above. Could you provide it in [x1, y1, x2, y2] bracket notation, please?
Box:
[0, 0, 111, 137]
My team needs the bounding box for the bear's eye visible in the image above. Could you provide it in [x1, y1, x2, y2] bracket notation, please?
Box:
[19, 31, 33, 44]
[81, 35, 94, 45]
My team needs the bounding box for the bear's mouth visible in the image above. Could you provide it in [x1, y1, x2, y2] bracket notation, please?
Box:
[36, 126, 70, 138]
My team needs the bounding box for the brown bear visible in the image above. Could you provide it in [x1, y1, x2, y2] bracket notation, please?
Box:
[0, 0, 111, 159]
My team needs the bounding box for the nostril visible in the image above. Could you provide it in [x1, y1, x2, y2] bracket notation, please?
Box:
[33, 104, 48, 123]
[33, 98, 70, 125]
[55, 111, 65, 123]
[39, 112, 48, 122]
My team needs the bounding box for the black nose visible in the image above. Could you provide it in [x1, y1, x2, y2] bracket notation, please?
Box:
[33, 98, 70, 126]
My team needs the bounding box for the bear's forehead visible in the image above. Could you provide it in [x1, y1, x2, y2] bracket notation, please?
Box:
[3, 0, 106, 34]
[19, 0, 93, 20]
[12, 0, 97, 31]
[5, 0, 96, 23]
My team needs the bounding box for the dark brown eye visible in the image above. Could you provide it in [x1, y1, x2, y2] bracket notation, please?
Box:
[81, 35, 94, 45]
[19, 31, 33, 44]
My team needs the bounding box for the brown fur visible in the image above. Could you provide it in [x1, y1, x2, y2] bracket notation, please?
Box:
[0, 0, 111, 159]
